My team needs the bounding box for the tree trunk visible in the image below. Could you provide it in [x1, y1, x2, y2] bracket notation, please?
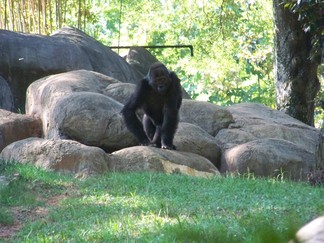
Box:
[273, 0, 320, 126]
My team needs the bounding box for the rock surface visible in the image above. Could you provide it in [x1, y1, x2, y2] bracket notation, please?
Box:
[0, 76, 14, 111]
[1, 28, 321, 180]
[25, 70, 137, 152]
[26, 70, 119, 118]
[180, 99, 234, 136]
[125, 47, 159, 80]
[292, 216, 324, 243]
[0, 27, 138, 111]
[103, 82, 136, 104]
[0, 137, 110, 177]
[49, 92, 135, 152]
[221, 138, 316, 179]
[217, 103, 319, 153]
[215, 103, 321, 179]
[111, 146, 219, 177]
[0, 138, 220, 178]
[174, 122, 221, 168]
[0, 109, 42, 152]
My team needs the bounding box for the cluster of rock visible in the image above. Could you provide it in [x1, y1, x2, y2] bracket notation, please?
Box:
[0, 27, 322, 180]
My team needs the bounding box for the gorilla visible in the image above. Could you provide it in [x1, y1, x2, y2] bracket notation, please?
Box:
[121, 62, 182, 150]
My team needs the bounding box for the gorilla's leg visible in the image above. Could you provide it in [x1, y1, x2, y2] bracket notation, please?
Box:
[152, 126, 162, 148]
[143, 115, 156, 141]
[143, 115, 161, 147]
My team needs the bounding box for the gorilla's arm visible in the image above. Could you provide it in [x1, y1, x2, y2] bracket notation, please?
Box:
[170, 72, 183, 110]
[161, 72, 182, 149]
[121, 79, 150, 145]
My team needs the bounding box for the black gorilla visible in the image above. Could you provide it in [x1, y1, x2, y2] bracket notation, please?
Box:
[121, 62, 182, 150]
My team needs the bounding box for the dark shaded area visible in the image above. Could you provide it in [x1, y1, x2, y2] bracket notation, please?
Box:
[121, 62, 182, 149]
[0, 77, 13, 111]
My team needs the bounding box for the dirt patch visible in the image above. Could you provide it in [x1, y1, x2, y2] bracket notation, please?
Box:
[0, 194, 67, 241]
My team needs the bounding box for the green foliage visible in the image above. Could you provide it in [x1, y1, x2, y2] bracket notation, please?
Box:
[0, 207, 14, 225]
[4, 0, 324, 123]
[24, 1, 277, 107]
[0, 0, 276, 107]
[109, 0, 275, 107]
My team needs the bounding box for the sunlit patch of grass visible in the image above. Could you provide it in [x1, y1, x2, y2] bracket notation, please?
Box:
[0, 163, 322, 242]
[0, 160, 74, 239]
[0, 161, 72, 208]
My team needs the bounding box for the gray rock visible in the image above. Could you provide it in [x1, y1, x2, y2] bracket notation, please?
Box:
[103, 82, 136, 104]
[48, 92, 136, 152]
[180, 99, 234, 136]
[25, 70, 137, 152]
[0, 137, 111, 177]
[26, 69, 119, 130]
[0, 27, 138, 111]
[215, 103, 321, 179]
[218, 103, 319, 153]
[0, 109, 42, 152]
[292, 216, 324, 243]
[221, 138, 316, 180]
[174, 122, 221, 168]
[111, 146, 220, 177]
[0, 76, 14, 111]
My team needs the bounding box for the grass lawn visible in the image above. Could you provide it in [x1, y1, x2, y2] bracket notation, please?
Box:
[0, 161, 323, 242]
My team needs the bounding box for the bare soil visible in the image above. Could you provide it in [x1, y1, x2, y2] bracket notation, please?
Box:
[0, 194, 66, 241]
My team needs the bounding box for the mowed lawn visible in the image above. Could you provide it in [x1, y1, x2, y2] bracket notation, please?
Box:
[0, 161, 323, 242]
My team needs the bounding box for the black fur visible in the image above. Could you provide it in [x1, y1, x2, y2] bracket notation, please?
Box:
[121, 62, 182, 149]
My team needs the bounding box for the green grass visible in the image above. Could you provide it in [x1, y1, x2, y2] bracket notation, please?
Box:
[0, 207, 14, 226]
[0, 161, 323, 242]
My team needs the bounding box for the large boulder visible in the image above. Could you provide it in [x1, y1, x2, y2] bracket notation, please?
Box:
[26, 70, 137, 152]
[292, 216, 324, 243]
[111, 146, 220, 177]
[26, 70, 119, 123]
[0, 27, 138, 111]
[52, 27, 137, 84]
[48, 92, 135, 152]
[174, 122, 221, 168]
[216, 103, 321, 179]
[180, 99, 234, 136]
[217, 103, 319, 153]
[0, 110, 42, 152]
[0, 137, 111, 177]
[0, 76, 14, 111]
[0, 138, 220, 178]
[221, 138, 316, 179]
[103, 82, 136, 104]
